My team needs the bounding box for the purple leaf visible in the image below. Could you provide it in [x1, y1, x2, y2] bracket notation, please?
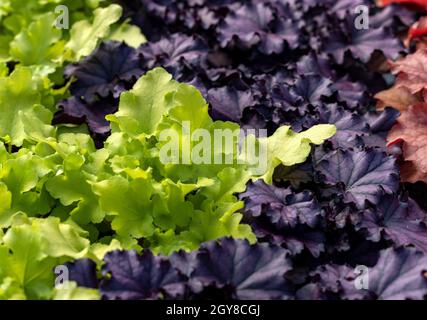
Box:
[367, 247, 427, 300]
[139, 33, 208, 78]
[317, 104, 369, 148]
[191, 238, 294, 300]
[65, 259, 99, 289]
[305, 248, 427, 300]
[207, 87, 256, 122]
[100, 250, 187, 300]
[316, 149, 399, 208]
[53, 97, 118, 136]
[66, 42, 143, 103]
[218, 2, 300, 54]
[322, 16, 403, 64]
[357, 195, 427, 253]
[291, 75, 333, 106]
[240, 180, 322, 228]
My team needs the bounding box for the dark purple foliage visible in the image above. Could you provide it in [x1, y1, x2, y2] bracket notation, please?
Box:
[320, 15, 403, 64]
[100, 250, 187, 300]
[315, 149, 399, 208]
[356, 195, 427, 253]
[316, 104, 369, 148]
[70, 239, 295, 300]
[364, 247, 427, 300]
[65, 42, 143, 103]
[240, 181, 322, 228]
[65, 259, 99, 289]
[53, 97, 118, 146]
[298, 247, 427, 300]
[217, 2, 300, 54]
[138, 33, 209, 79]
[54, 0, 427, 300]
[207, 87, 255, 122]
[189, 238, 294, 300]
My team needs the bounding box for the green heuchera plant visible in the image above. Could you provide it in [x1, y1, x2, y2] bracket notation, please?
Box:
[0, 66, 335, 299]
[0, 217, 100, 300]
[0, 1, 145, 74]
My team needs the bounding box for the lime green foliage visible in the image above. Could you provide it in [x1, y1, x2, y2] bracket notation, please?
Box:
[109, 20, 148, 48]
[0, 1, 146, 166]
[260, 124, 337, 183]
[0, 67, 54, 146]
[53, 282, 100, 300]
[0, 1, 146, 74]
[0, 0, 148, 300]
[0, 63, 7, 77]
[0, 217, 91, 300]
[66, 4, 123, 61]
[108, 69, 181, 136]
[0, 66, 335, 299]
[9, 13, 63, 67]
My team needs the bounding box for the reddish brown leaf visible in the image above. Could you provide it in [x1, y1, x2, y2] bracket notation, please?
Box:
[388, 103, 427, 183]
[375, 86, 420, 111]
[391, 49, 427, 93]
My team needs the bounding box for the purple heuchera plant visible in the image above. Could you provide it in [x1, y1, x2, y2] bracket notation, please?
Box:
[57, 0, 427, 300]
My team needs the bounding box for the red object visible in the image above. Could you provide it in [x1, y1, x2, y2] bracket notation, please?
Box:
[409, 27, 427, 39]
[387, 138, 404, 147]
[406, 18, 427, 44]
[378, 0, 427, 9]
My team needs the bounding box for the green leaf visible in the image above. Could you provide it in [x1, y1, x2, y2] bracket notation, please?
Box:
[92, 175, 155, 239]
[53, 281, 100, 300]
[0, 217, 91, 299]
[0, 1, 10, 23]
[66, 4, 123, 61]
[152, 179, 195, 229]
[46, 167, 104, 225]
[1, 222, 56, 299]
[109, 20, 147, 48]
[0, 277, 26, 300]
[33, 217, 90, 259]
[0, 35, 12, 62]
[200, 167, 251, 203]
[88, 239, 122, 263]
[9, 13, 63, 67]
[0, 183, 12, 219]
[0, 67, 54, 146]
[0, 62, 8, 77]
[107, 67, 179, 136]
[166, 83, 213, 130]
[0, 153, 53, 227]
[258, 124, 337, 183]
[186, 201, 255, 247]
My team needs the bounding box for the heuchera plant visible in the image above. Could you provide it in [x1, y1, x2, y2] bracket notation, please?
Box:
[2, 0, 427, 301]
[0, 66, 335, 299]
[59, 0, 427, 301]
